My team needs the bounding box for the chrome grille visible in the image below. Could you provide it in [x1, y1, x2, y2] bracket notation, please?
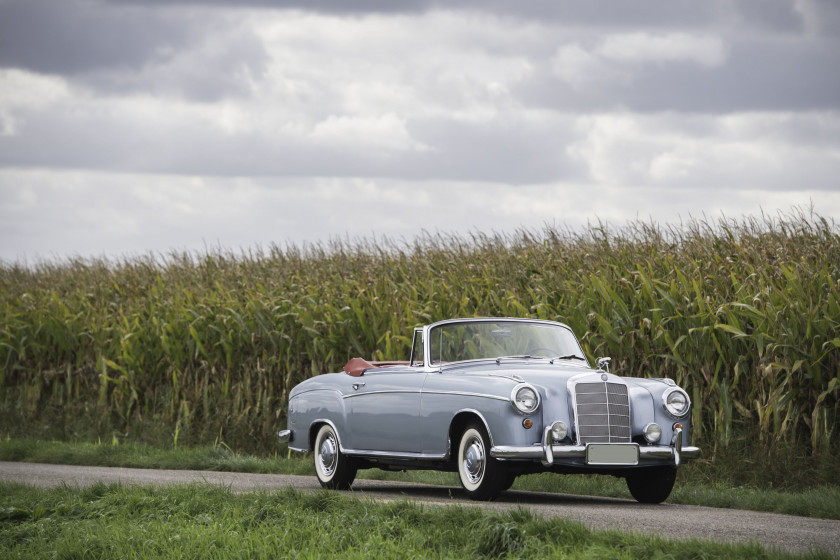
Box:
[574, 381, 631, 444]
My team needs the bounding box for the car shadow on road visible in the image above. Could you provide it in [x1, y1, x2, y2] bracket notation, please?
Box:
[349, 480, 637, 506]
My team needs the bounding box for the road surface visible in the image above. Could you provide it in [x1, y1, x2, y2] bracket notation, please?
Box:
[1, 461, 837, 557]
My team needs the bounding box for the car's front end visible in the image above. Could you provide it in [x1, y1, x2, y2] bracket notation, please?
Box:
[421, 318, 701, 502]
[489, 369, 701, 470]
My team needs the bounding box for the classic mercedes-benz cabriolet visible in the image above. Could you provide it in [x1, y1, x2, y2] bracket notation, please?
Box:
[278, 318, 700, 502]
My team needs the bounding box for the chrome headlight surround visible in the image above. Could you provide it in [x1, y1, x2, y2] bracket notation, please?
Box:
[510, 383, 540, 415]
[662, 387, 691, 418]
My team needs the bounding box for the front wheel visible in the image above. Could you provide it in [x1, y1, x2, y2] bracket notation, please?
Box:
[625, 466, 677, 504]
[314, 424, 357, 490]
[457, 422, 507, 501]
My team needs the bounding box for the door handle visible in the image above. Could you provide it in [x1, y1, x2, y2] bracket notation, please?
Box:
[352, 382, 366, 390]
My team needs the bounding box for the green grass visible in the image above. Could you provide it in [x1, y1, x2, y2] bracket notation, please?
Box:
[3, 438, 839, 521]
[0, 437, 305, 475]
[0, 482, 831, 559]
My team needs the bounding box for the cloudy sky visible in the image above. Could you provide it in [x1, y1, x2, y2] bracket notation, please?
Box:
[1, 0, 838, 262]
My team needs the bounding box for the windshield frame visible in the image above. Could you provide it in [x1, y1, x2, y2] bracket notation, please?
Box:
[422, 318, 588, 370]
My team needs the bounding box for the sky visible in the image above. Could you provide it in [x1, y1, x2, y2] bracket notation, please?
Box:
[1, 0, 839, 263]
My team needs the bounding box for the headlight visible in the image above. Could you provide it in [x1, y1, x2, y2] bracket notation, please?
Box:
[662, 388, 691, 418]
[511, 384, 540, 414]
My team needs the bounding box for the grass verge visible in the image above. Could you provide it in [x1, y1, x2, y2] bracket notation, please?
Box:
[1, 482, 832, 560]
[2, 438, 839, 521]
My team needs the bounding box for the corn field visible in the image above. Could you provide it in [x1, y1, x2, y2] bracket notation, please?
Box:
[1, 208, 838, 457]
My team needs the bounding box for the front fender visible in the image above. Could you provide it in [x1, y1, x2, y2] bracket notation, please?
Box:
[626, 378, 693, 446]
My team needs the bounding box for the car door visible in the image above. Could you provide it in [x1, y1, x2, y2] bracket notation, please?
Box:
[345, 367, 427, 453]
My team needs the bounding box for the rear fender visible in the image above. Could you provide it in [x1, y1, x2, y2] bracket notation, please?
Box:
[288, 389, 349, 452]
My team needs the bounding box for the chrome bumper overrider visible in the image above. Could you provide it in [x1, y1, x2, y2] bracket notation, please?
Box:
[278, 429, 292, 444]
[490, 427, 700, 466]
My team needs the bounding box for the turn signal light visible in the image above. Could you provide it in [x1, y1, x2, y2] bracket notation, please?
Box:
[673, 423, 683, 431]
[522, 418, 533, 429]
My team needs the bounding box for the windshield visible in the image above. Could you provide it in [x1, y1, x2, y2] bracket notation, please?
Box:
[428, 320, 586, 365]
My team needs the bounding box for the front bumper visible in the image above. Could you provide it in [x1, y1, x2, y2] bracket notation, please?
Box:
[490, 427, 700, 467]
[278, 429, 292, 444]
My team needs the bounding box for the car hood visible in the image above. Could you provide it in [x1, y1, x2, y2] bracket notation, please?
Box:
[442, 359, 597, 386]
[440, 359, 676, 401]
[440, 359, 679, 429]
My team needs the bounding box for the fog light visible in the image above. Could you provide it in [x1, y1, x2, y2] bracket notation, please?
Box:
[550, 421, 567, 442]
[522, 418, 533, 429]
[644, 422, 662, 443]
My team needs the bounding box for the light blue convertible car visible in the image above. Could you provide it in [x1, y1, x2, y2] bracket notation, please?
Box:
[279, 318, 700, 502]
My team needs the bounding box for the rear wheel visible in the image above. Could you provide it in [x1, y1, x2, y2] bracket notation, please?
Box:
[314, 424, 357, 490]
[625, 466, 677, 504]
[457, 422, 507, 500]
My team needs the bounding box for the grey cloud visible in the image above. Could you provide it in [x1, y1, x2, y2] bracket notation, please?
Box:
[794, 0, 840, 36]
[0, 0, 267, 101]
[1, 0, 838, 261]
[113, 0, 807, 33]
[0, 0, 191, 74]
[4, 0, 834, 108]
[618, 38, 840, 113]
[82, 22, 269, 101]
[7, 95, 838, 193]
[0, 108, 582, 184]
[517, 36, 840, 113]
[404, 118, 586, 184]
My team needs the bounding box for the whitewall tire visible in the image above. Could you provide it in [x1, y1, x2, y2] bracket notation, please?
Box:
[457, 421, 507, 500]
[314, 424, 357, 490]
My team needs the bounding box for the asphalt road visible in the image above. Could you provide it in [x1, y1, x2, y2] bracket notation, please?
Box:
[1, 461, 838, 557]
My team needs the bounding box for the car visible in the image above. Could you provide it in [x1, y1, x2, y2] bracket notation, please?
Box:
[278, 317, 700, 502]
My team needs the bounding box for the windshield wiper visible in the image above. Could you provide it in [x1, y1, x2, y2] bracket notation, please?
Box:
[495, 355, 540, 363]
[550, 354, 586, 364]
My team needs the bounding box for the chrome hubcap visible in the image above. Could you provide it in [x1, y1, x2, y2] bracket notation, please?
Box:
[463, 437, 485, 484]
[319, 433, 337, 477]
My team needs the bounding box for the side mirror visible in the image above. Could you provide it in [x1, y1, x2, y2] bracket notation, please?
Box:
[597, 357, 612, 373]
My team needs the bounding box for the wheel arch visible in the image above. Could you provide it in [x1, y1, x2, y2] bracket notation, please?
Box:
[308, 419, 343, 453]
[448, 409, 494, 458]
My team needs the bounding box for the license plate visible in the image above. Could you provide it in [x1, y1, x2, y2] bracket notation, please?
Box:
[586, 443, 639, 465]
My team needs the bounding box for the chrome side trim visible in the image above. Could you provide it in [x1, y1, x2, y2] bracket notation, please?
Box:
[342, 389, 421, 400]
[291, 387, 345, 398]
[342, 449, 448, 460]
[422, 390, 509, 402]
[341, 389, 509, 401]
